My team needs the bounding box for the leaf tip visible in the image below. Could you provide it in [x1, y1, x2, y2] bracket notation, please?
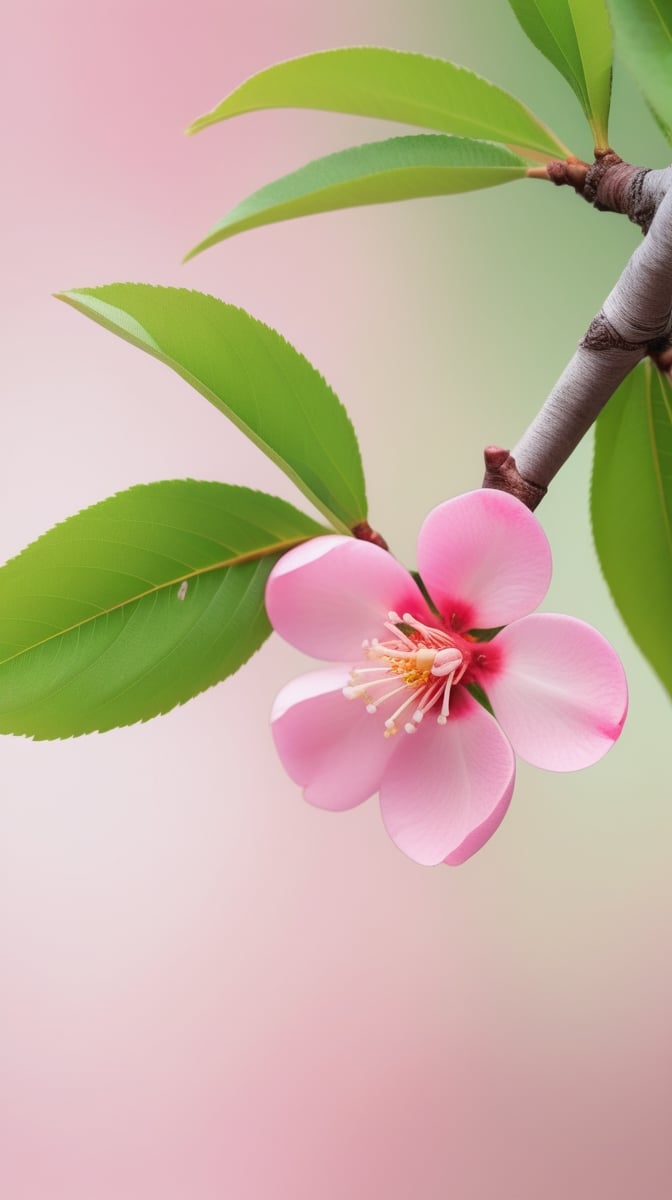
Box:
[53, 289, 80, 308]
[185, 112, 217, 137]
[183, 231, 223, 262]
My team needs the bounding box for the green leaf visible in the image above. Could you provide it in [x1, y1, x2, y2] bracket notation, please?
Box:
[608, 0, 672, 144]
[508, 0, 613, 148]
[57, 285, 367, 533]
[0, 481, 326, 738]
[185, 135, 529, 257]
[591, 362, 672, 699]
[187, 46, 570, 160]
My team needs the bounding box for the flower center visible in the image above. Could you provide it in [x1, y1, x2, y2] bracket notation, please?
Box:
[343, 611, 470, 737]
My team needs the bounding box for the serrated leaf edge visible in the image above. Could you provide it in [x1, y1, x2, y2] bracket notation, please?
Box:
[185, 45, 571, 159]
[55, 286, 365, 534]
[184, 133, 530, 260]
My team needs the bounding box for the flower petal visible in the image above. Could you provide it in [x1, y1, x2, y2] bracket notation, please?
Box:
[271, 666, 396, 810]
[486, 613, 628, 771]
[266, 536, 431, 660]
[379, 692, 515, 866]
[417, 490, 552, 630]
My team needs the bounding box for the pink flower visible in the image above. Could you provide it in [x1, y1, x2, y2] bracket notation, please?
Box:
[265, 490, 627, 866]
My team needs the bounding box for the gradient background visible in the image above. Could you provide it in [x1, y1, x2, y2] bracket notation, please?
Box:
[2, 2, 671, 1197]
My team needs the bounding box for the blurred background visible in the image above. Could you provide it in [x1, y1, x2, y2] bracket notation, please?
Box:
[1, 1, 670, 1196]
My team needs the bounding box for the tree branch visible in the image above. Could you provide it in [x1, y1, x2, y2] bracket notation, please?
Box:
[528, 152, 672, 233]
[483, 183, 672, 509]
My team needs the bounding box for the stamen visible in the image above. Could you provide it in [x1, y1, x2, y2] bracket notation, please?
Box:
[414, 677, 444, 717]
[384, 689, 423, 730]
[382, 619, 416, 649]
[349, 672, 408, 690]
[345, 612, 471, 736]
[373, 682, 413, 710]
[401, 613, 446, 646]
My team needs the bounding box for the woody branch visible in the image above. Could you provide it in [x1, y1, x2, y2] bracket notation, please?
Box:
[483, 160, 672, 510]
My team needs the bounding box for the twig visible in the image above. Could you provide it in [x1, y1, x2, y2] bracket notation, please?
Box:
[528, 152, 672, 234]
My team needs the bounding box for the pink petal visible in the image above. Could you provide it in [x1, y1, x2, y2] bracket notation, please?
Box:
[266, 536, 431, 660]
[417, 490, 552, 631]
[379, 691, 515, 866]
[486, 613, 628, 771]
[271, 666, 397, 811]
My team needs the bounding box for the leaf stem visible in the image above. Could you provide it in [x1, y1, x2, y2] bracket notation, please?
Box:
[351, 520, 389, 550]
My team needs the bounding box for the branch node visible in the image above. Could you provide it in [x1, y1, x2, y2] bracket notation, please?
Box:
[481, 447, 547, 512]
[583, 151, 623, 206]
[582, 154, 655, 230]
[582, 311, 643, 353]
[544, 158, 589, 193]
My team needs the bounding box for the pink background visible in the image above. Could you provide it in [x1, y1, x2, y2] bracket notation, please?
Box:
[2, 1, 670, 1196]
